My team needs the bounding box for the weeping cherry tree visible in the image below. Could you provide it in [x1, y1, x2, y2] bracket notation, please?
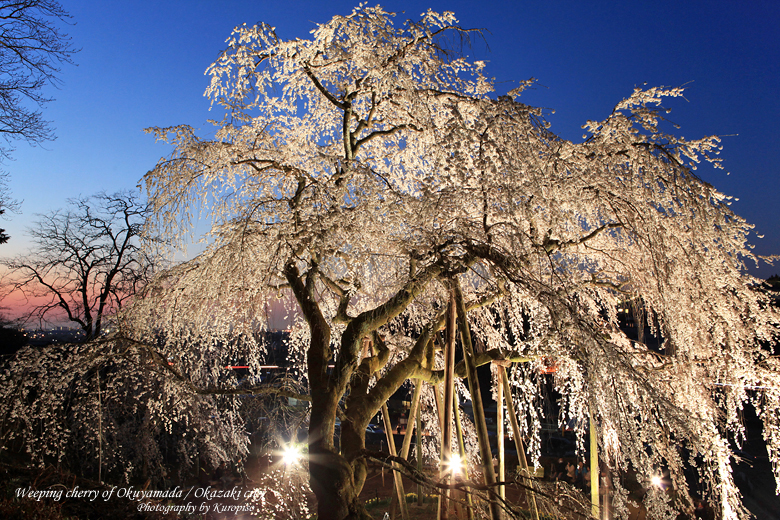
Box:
[122, 6, 780, 519]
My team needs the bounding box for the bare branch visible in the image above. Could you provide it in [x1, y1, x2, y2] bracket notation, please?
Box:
[1, 191, 152, 339]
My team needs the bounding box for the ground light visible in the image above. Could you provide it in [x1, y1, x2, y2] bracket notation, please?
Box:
[447, 454, 463, 476]
[282, 443, 302, 466]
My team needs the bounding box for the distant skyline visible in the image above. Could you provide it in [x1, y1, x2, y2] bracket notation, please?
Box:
[3, 0, 778, 285]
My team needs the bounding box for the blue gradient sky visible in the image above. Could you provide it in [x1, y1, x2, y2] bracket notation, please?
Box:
[4, 0, 779, 277]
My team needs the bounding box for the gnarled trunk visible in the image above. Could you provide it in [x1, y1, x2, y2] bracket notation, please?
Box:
[309, 420, 371, 520]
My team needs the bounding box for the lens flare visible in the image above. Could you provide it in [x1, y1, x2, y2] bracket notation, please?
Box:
[282, 444, 302, 466]
[447, 454, 463, 476]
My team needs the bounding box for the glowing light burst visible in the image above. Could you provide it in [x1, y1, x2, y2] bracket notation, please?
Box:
[651, 475, 663, 488]
[282, 444, 302, 466]
[447, 454, 464, 476]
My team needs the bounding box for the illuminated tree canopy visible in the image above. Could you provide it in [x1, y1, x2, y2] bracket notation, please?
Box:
[76, 5, 780, 519]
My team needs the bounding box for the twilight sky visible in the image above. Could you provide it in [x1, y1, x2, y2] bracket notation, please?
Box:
[3, 0, 779, 278]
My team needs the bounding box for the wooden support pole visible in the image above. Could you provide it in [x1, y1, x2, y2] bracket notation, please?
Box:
[439, 290, 457, 520]
[496, 365, 505, 502]
[393, 380, 422, 520]
[417, 402, 423, 506]
[453, 388, 475, 520]
[398, 379, 424, 509]
[590, 412, 599, 520]
[434, 378, 446, 520]
[453, 280, 502, 520]
[499, 366, 539, 520]
[433, 382, 445, 434]
[436, 384, 443, 520]
[382, 402, 409, 520]
[401, 379, 423, 461]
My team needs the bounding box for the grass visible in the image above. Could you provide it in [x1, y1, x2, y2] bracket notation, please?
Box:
[365, 492, 438, 509]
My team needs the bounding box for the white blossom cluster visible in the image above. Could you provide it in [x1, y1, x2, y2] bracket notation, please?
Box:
[0, 340, 248, 483]
[137, 5, 778, 517]
[3, 5, 777, 518]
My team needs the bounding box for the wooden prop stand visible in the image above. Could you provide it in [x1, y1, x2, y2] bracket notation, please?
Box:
[453, 389, 475, 520]
[431, 334, 446, 435]
[453, 280, 502, 520]
[400, 379, 423, 461]
[496, 365, 505, 502]
[391, 378, 423, 520]
[439, 289, 457, 520]
[433, 382, 445, 434]
[433, 376, 446, 520]
[371, 335, 407, 520]
[399, 379, 424, 508]
[382, 401, 409, 520]
[417, 402, 423, 506]
[590, 412, 599, 519]
[420, 339, 435, 506]
[499, 366, 539, 520]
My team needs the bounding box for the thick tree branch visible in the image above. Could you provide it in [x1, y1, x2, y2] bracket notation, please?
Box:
[284, 259, 331, 395]
[302, 63, 346, 110]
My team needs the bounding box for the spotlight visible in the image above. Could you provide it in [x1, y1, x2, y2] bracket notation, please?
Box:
[282, 444, 302, 466]
[447, 454, 463, 476]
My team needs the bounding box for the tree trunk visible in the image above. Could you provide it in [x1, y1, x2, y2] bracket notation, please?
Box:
[313, 414, 378, 520]
[310, 424, 372, 520]
[310, 447, 357, 519]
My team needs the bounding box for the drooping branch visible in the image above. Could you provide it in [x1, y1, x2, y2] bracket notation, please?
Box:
[353, 122, 420, 151]
[194, 385, 311, 401]
[113, 334, 313, 402]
